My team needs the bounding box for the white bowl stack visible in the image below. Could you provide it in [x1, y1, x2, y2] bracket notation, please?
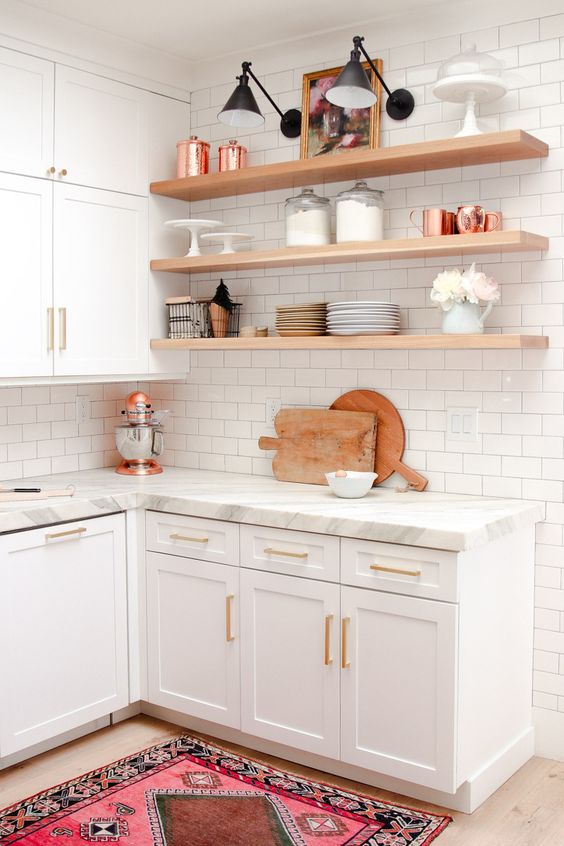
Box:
[326, 301, 401, 336]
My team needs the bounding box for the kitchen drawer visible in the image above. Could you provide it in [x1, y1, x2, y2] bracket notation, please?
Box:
[146, 511, 239, 566]
[341, 538, 458, 602]
[240, 524, 339, 581]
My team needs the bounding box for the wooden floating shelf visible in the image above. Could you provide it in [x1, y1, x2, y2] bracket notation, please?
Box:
[151, 334, 548, 351]
[151, 231, 547, 274]
[151, 130, 548, 202]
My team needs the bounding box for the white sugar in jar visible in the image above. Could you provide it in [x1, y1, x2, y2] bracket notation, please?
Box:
[285, 187, 331, 246]
[336, 181, 384, 243]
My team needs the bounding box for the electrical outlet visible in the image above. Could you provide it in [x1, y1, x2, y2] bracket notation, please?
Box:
[75, 396, 91, 425]
[446, 407, 478, 442]
[266, 398, 282, 425]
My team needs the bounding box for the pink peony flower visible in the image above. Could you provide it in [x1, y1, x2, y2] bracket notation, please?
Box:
[461, 263, 500, 303]
[472, 273, 500, 302]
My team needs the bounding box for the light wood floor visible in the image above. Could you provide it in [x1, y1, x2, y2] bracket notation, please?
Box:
[1, 716, 563, 845]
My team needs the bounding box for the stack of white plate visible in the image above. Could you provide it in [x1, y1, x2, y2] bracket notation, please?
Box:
[326, 301, 400, 336]
[275, 303, 327, 337]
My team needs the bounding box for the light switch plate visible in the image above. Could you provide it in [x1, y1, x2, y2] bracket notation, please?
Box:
[446, 407, 479, 442]
[75, 396, 91, 425]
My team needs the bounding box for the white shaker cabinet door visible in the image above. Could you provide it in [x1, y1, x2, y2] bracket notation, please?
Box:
[0, 173, 53, 377]
[53, 183, 148, 376]
[54, 66, 148, 196]
[340, 586, 457, 792]
[0, 47, 54, 178]
[240, 569, 340, 758]
[146, 552, 240, 728]
[0, 515, 128, 756]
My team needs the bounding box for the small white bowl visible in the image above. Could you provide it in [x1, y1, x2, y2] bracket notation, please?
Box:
[325, 471, 378, 498]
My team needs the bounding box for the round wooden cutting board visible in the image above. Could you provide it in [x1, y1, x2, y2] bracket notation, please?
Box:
[330, 389, 428, 490]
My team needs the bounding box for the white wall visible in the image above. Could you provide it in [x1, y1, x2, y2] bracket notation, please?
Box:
[150, 8, 564, 757]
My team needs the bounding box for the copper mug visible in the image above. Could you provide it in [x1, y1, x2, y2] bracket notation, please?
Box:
[485, 211, 502, 232]
[456, 205, 500, 234]
[410, 208, 455, 237]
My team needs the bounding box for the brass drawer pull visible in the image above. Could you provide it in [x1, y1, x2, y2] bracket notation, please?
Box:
[46, 527, 86, 541]
[324, 614, 333, 666]
[370, 564, 422, 577]
[226, 594, 235, 642]
[341, 617, 350, 669]
[170, 533, 209, 543]
[263, 547, 308, 559]
[47, 307, 54, 352]
[58, 307, 67, 351]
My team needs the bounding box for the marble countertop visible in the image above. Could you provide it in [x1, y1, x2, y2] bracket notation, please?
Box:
[0, 467, 544, 551]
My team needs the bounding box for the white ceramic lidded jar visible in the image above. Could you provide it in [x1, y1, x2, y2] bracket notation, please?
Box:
[285, 187, 331, 247]
[336, 181, 384, 243]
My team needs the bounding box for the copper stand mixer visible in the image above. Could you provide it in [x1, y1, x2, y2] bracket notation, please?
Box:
[115, 391, 168, 476]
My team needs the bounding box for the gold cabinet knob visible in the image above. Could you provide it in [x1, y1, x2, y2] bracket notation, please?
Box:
[47, 166, 56, 175]
[58, 168, 68, 177]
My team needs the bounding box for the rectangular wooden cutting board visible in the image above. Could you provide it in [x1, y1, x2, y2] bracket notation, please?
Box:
[258, 408, 377, 485]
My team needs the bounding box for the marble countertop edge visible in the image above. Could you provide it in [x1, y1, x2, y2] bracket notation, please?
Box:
[0, 467, 545, 552]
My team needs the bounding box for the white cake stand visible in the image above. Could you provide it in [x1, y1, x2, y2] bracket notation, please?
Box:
[164, 219, 223, 257]
[433, 73, 508, 137]
[200, 232, 254, 254]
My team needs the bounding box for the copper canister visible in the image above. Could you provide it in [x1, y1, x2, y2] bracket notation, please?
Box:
[218, 139, 247, 172]
[176, 135, 210, 177]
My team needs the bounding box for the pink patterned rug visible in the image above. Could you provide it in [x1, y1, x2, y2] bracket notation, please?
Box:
[0, 734, 451, 844]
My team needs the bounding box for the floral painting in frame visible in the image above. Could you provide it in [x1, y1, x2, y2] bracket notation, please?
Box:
[300, 60, 383, 159]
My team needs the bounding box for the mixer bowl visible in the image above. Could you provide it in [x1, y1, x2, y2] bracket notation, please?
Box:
[115, 424, 164, 474]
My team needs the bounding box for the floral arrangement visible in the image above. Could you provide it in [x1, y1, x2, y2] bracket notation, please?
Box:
[430, 263, 500, 311]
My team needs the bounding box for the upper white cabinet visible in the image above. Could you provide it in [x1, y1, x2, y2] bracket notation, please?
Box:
[54, 66, 149, 196]
[0, 173, 52, 377]
[53, 183, 148, 376]
[0, 47, 54, 178]
[0, 46, 191, 380]
[0, 514, 128, 756]
[340, 585, 457, 792]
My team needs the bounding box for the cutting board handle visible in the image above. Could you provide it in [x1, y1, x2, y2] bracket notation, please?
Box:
[258, 437, 280, 451]
[393, 460, 428, 491]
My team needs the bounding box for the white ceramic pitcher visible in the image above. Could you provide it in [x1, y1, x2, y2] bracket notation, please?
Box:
[441, 301, 494, 334]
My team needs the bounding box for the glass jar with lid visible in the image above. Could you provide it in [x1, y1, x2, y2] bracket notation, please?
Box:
[336, 181, 384, 243]
[285, 187, 331, 247]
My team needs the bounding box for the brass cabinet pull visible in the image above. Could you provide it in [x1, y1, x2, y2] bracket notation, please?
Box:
[263, 547, 308, 559]
[226, 594, 235, 642]
[170, 533, 209, 543]
[47, 166, 56, 175]
[324, 614, 333, 665]
[370, 564, 422, 577]
[58, 307, 67, 351]
[47, 307, 54, 352]
[58, 168, 67, 177]
[46, 526, 86, 541]
[341, 617, 350, 669]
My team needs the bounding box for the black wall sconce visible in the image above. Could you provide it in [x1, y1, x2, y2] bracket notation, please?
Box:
[326, 35, 415, 120]
[218, 61, 302, 138]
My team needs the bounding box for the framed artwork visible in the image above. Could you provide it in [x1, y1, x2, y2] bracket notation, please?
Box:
[300, 60, 383, 159]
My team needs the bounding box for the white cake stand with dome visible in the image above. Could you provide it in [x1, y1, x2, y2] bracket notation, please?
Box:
[432, 44, 508, 137]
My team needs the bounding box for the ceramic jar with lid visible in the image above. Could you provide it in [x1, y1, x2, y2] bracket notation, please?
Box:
[336, 181, 384, 243]
[285, 187, 331, 247]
